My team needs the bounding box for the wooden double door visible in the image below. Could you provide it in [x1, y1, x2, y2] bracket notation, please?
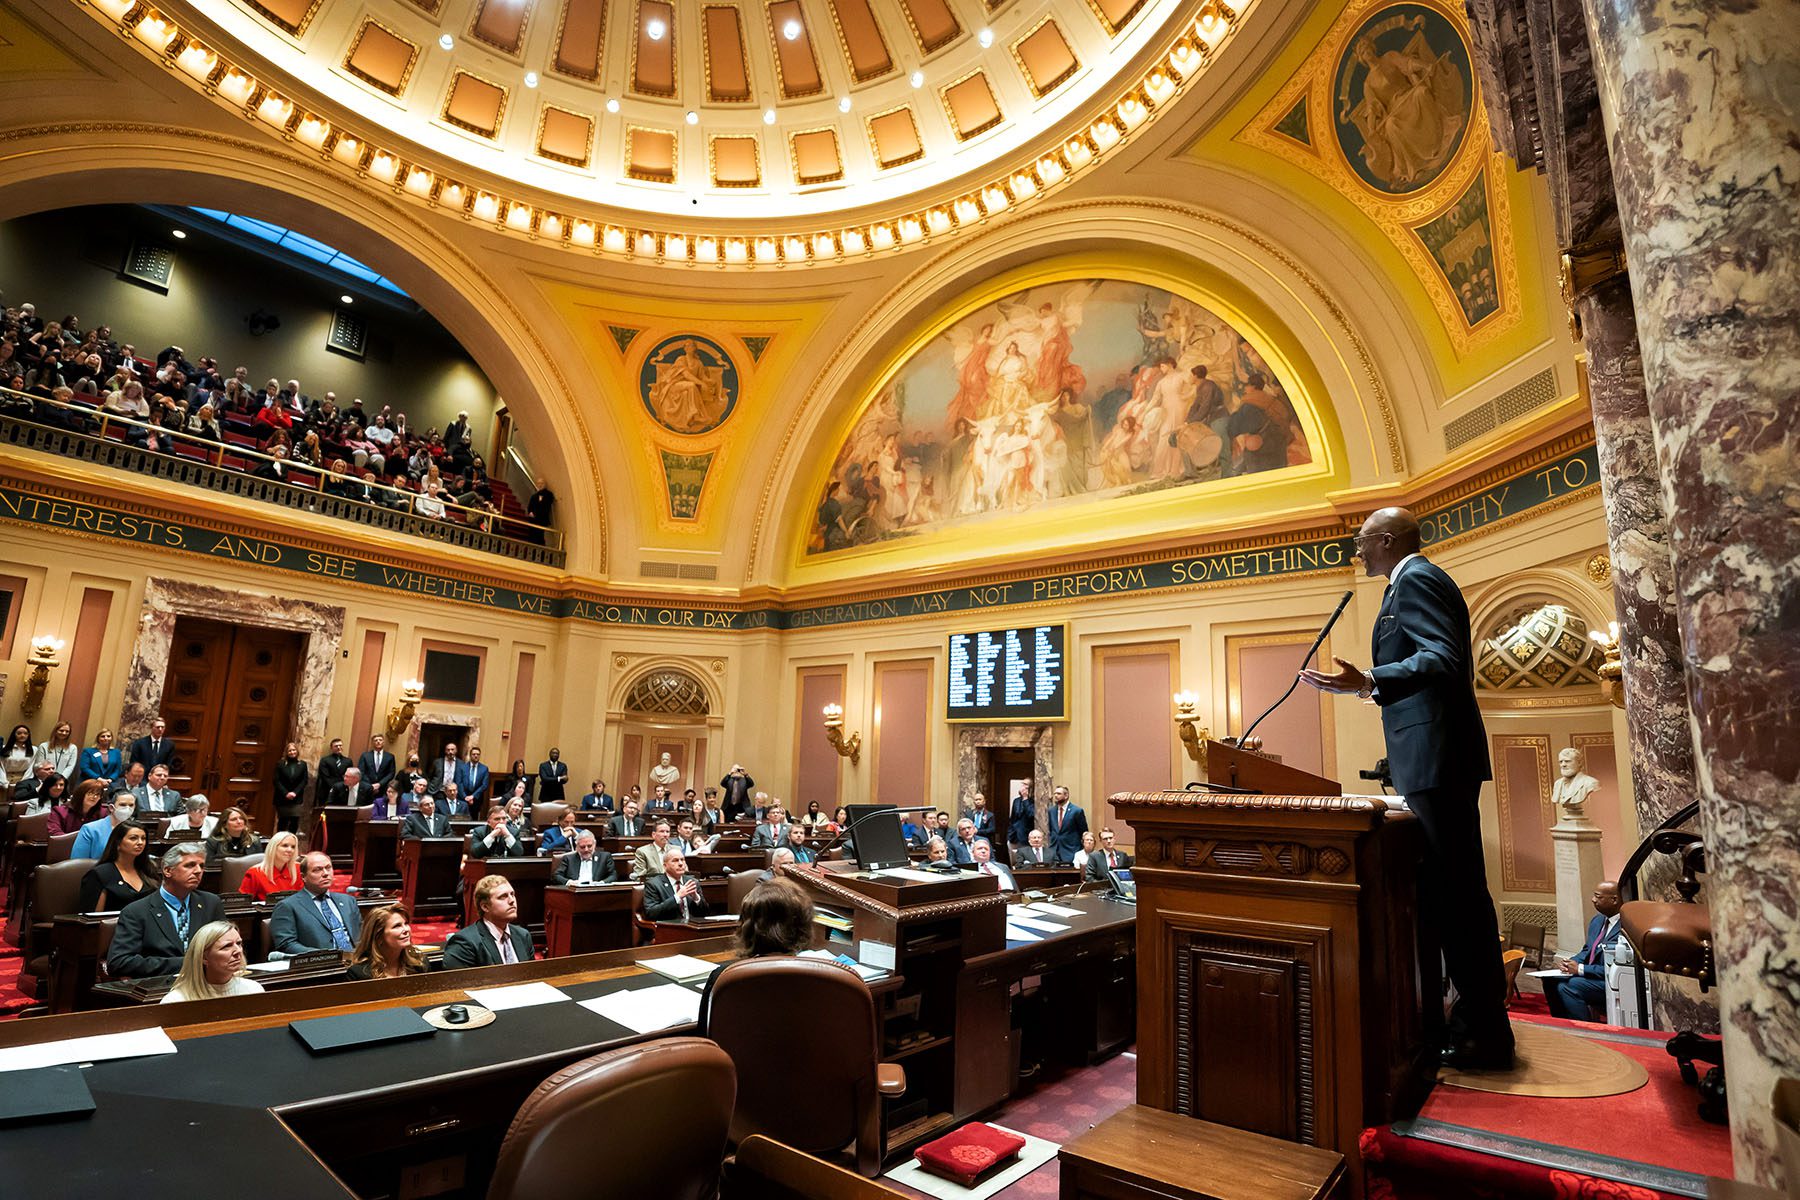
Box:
[160, 618, 304, 832]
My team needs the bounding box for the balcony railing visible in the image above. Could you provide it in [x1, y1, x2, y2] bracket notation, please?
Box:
[0, 389, 565, 567]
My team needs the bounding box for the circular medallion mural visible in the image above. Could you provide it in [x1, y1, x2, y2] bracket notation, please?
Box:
[638, 335, 740, 435]
[1332, 3, 1473, 195]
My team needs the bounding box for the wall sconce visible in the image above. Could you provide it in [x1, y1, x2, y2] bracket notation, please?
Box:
[386, 679, 425, 741]
[1589, 621, 1625, 709]
[821, 703, 861, 766]
[20, 636, 65, 716]
[1173, 691, 1211, 765]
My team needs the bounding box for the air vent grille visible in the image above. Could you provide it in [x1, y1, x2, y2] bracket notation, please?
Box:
[639, 561, 719, 580]
[1443, 367, 1560, 452]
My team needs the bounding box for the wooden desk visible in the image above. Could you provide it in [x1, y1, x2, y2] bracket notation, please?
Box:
[460, 856, 553, 933]
[654, 916, 740, 943]
[399, 836, 463, 916]
[311, 805, 360, 867]
[93, 958, 356, 1004]
[543, 883, 637, 955]
[353, 818, 401, 887]
[688, 851, 765, 876]
[1010, 865, 1084, 888]
[1058, 1104, 1346, 1200]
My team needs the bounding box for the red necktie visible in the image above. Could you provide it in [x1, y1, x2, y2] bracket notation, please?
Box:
[1108, 852, 1116, 868]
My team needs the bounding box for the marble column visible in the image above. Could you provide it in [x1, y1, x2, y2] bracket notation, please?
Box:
[1576, 275, 1715, 1031]
[1581, 0, 1800, 1182]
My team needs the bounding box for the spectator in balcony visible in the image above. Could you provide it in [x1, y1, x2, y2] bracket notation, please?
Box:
[132, 404, 177, 454]
[25, 347, 65, 393]
[294, 429, 324, 466]
[253, 443, 293, 482]
[365, 412, 396, 452]
[406, 441, 434, 480]
[186, 403, 222, 443]
[254, 394, 294, 443]
[414, 476, 447, 519]
[104, 379, 148, 422]
[68, 351, 103, 395]
[527, 477, 555, 542]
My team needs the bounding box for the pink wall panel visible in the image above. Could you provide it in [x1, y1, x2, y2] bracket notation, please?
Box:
[873, 663, 930, 808]
[507, 652, 536, 769]
[693, 736, 707, 796]
[59, 587, 115, 740]
[795, 669, 844, 812]
[1235, 642, 1326, 778]
[620, 733, 643, 797]
[349, 630, 386, 755]
[1495, 735, 1553, 892]
[1096, 650, 1174, 835]
[1571, 732, 1626, 878]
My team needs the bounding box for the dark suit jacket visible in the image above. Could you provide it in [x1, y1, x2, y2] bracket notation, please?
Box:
[459, 762, 492, 804]
[442, 921, 535, 970]
[749, 822, 790, 849]
[946, 836, 977, 866]
[580, 792, 615, 811]
[1571, 913, 1623, 980]
[270, 889, 363, 955]
[537, 760, 569, 801]
[719, 774, 755, 820]
[551, 850, 616, 885]
[1008, 794, 1036, 845]
[1047, 802, 1089, 864]
[315, 753, 353, 799]
[468, 826, 526, 859]
[108, 889, 225, 977]
[128, 735, 175, 770]
[1013, 846, 1047, 867]
[607, 814, 644, 837]
[329, 781, 375, 807]
[401, 811, 451, 839]
[357, 749, 396, 790]
[643, 872, 710, 921]
[1368, 557, 1491, 795]
[1083, 849, 1134, 881]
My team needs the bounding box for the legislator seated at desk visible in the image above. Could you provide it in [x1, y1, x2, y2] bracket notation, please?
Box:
[749, 806, 791, 850]
[347, 904, 435, 980]
[107, 842, 224, 978]
[402, 796, 452, 839]
[161, 919, 265, 1003]
[469, 806, 528, 859]
[608, 801, 645, 838]
[631, 821, 680, 881]
[971, 839, 1015, 891]
[946, 819, 979, 865]
[204, 806, 262, 864]
[644, 847, 709, 921]
[163, 794, 218, 840]
[70, 791, 138, 860]
[370, 781, 411, 820]
[552, 830, 616, 885]
[1083, 829, 1133, 882]
[79, 821, 160, 912]
[270, 851, 363, 954]
[1014, 829, 1049, 866]
[443, 874, 536, 968]
[328, 766, 374, 807]
[239, 831, 303, 902]
[759, 847, 796, 881]
[538, 808, 580, 856]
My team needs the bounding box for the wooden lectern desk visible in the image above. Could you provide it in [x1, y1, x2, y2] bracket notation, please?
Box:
[1113, 740, 1438, 1175]
[399, 837, 464, 917]
[544, 883, 637, 955]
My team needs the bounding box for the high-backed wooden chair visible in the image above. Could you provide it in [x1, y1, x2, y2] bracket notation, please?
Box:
[219, 853, 262, 894]
[488, 1037, 734, 1200]
[701, 957, 906, 1177]
[24, 857, 96, 997]
[726, 871, 760, 913]
[46, 831, 79, 864]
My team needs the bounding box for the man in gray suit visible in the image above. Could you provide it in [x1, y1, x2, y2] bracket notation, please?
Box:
[133, 763, 182, 815]
[270, 851, 362, 954]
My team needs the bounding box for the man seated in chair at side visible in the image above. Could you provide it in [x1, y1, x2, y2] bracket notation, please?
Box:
[759, 847, 796, 882]
[443, 874, 535, 968]
[1083, 829, 1133, 882]
[632, 819, 677, 881]
[1013, 829, 1049, 867]
[970, 839, 1015, 892]
[468, 805, 526, 858]
[1544, 880, 1624, 1022]
[270, 851, 362, 955]
[644, 846, 709, 921]
[552, 829, 615, 885]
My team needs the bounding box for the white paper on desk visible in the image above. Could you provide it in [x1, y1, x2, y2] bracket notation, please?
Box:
[244, 958, 292, 973]
[0, 1025, 178, 1073]
[1004, 914, 1070, 933]
[1527, 969, 1572, 978]
[641, 954, 717, 984]
[463, 981, 571, 1011]
[1022, 901, 1083, 918]
[580, 983, 702, 1034]
[859, 940, 896, 971]
[1004, 925, 1044, 943]
[699, 914, 739, 922]
[872, 867, 952, 884]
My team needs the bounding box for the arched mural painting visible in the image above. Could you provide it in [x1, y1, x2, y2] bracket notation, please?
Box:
[809, 279, 1313, 554]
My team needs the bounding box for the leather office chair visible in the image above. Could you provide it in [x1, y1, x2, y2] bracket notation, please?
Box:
[219, 853, 262, 894]
[724, 1135, 912, 1200]
[702, 957, 906, 1177]
[14, 809, 51, 846]
[533, 801, 568, 829]
[25, 857, 96, 997]
[489, 1037, 735, 1200]
[47, 831, 79, 863]
[726, 872, 760, 913]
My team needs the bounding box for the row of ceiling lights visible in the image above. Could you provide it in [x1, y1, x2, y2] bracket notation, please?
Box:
[434, 18, 996, 116]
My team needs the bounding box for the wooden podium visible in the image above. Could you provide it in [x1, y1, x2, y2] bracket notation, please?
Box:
[1113, 739, 1437, 1173]
[399, 837, 463, 917]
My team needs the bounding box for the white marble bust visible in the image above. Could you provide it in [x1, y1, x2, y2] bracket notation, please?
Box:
[1551, 746, 1601, 823]
[648, 752, 681, 787]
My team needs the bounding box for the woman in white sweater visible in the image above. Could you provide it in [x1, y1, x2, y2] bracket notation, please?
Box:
[161, 921, 266, 1003]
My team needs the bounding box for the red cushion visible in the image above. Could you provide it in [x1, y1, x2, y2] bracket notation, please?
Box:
[914, 1123, 1027, 1186]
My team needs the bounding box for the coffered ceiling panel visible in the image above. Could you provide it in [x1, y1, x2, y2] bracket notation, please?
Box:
[767, 0, 824, 98]
[633, 0, 677, 96]
[343, 19, 417, 94]
[470, 0, 533, 53]
[898, 0, 959, 52]
[1013, 18, 1077, 96]
[703, 6, 752, 101]
[828, 0, 893, 81]
[553, 0, 607, 79]
[941, 71, 1001, 139]
[444, 70, 508, 136]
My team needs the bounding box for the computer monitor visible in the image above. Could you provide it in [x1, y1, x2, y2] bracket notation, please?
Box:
[844, 804, 911, 871]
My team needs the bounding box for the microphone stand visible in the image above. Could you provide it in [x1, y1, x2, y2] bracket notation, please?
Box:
[1232, 590, 1355, 750]
[806, 804, 936, 875]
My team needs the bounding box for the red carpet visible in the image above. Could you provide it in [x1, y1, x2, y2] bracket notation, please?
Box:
[1364, 1013, 1731, 1199]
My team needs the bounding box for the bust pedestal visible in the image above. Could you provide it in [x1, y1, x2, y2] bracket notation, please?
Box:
[1552, 817, 1605, 955]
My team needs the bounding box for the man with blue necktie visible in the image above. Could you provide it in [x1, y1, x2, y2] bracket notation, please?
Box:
[108, 843, 223, 977]
[270, 851, 363, 954]
[459, 746, 492, 806]
[1544, 881, 1624, 1023]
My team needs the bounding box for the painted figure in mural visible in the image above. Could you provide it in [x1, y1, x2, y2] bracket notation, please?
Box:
[810, 280, 1312, 553]
[1344, 31, 1467, 190]
[648, 340, 728, 433]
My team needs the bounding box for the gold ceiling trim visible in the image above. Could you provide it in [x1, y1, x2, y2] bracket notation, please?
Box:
[80, 0, 1242, 268]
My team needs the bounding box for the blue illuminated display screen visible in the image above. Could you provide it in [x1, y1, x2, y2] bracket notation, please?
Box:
[947, 625, 1066, 722]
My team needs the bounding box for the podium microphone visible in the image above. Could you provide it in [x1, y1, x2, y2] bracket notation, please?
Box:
[1234, 590, 1355, 750]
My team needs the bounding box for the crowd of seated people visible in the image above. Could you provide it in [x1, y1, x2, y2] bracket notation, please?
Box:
[0, 301, 558, 542]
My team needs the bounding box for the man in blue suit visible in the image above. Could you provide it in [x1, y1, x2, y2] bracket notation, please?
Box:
[1007, 781, 1037, 856]
[458, 746, 492, 806]
[1545, 881, 1623, 1022]
[1302, 506, 1513, 1070]
[270, 851, 363, 954]
[1045, 785, 1088, 865]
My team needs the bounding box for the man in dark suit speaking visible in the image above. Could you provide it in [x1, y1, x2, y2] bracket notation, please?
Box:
[1301, 506, 1513, 1070]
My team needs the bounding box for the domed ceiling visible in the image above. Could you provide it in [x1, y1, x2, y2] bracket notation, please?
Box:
[92, 0, 1242, 258]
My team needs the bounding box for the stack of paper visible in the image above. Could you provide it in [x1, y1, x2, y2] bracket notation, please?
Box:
[580, 983, 702, 1034]
[640, 954, 717, 984]
[0, 1027, 177, 1073]
[462, 981, 570, 1010]
[1016, 902, 1083, 918]
[1004, 913, 1070, 933]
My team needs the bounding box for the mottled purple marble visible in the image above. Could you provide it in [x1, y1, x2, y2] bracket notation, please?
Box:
[954, 725, 1055, 835]
[123, 578, 346, 760]
[1583, 0, 1800, 1180]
